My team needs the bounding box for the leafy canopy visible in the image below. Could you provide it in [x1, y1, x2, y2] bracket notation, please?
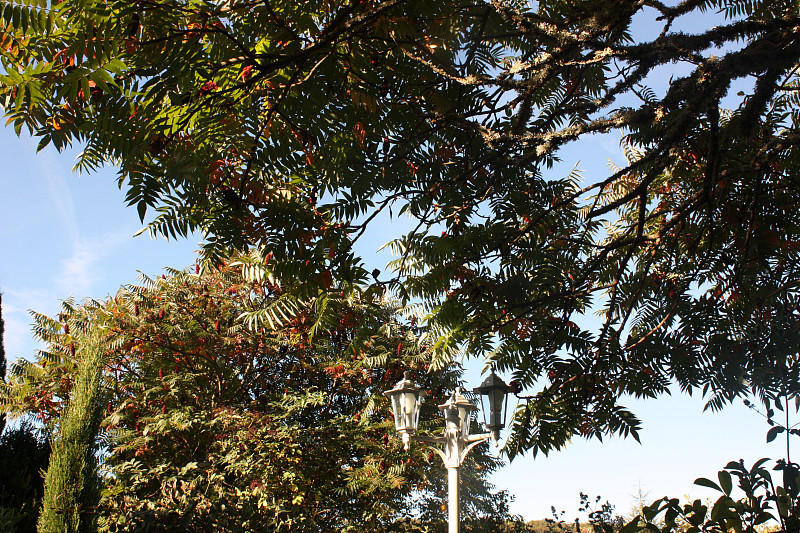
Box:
[2, 260, 511, 532]
[1, 0, 800, 454]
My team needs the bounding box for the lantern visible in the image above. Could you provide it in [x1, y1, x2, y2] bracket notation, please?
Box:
[384, 371, 424, 449]
[473, 371, 511, 441]
[438, 387, 477, 439]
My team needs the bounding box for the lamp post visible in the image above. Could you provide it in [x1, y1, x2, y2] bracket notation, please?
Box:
[384, 371, 511, 533]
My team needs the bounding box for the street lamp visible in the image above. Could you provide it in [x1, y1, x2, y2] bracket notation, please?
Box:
[384, 370, 512, 533]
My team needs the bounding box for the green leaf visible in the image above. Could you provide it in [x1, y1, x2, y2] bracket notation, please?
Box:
[766, 426, 785, 443]
[618, 517, 642, 533]
[20, 5, 28, 34]
[136, 201, 147, 222]
[694, 477, 722, 492]
[718, 470, 732, 495]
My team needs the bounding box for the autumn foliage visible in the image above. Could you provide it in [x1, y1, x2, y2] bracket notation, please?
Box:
[2, 260, 510, 532]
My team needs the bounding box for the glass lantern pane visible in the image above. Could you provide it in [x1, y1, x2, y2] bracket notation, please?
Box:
[490, 389, 505, 428]
[478, 396, 487, 427]
[391, 394, 403, 431]
[458, 407, 472, 439]
[402, 391, 417, 430]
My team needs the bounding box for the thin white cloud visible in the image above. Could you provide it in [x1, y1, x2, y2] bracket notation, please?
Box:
[33, 141, 82, 247]
[56, 240, 99, 296]
[2, 287, 51, 313]
[12, 139, 128, 298]
[55, 229, 143, 298]
[3, 229, 129, 361]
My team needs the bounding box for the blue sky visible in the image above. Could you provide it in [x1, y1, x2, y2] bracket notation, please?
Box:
[0, 123, 791, 521]
[0, 130, 200, 357]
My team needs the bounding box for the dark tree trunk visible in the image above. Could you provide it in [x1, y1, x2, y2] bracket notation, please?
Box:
[1, 291, 6, 436]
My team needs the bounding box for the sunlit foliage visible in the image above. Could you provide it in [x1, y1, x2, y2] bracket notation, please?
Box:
[2, 260, 511, 531]
[1, 0, 799, 454]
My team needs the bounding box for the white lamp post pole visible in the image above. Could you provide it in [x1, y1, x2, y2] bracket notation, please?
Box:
[384, 371, 511, 533]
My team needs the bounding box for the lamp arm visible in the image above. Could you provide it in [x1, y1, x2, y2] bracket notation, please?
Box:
[463, 433, 493, 444]
[459, 433, 492, 465]
[410, 436, 449, 466]
[426, 445, 448, 465]
[411, 435, 447, 445]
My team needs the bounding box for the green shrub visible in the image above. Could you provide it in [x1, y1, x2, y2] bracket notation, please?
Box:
[0, 422, 51, 533]
[621, 459, 793, 533]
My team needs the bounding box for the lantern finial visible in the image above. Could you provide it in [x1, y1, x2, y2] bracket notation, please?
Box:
[438, 387, 477, 439]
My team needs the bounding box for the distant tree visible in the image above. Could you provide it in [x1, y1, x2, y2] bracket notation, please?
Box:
[3, 257, 510, 532]
[0, 422, 51, 533]
[0, 292, 53, 533]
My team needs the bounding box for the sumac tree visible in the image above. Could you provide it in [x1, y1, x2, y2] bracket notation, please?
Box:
[1, 0, 799, 454]
[2, 259, 510, 532]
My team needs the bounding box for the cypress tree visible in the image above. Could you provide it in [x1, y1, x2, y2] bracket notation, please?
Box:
[37, 333, 103, 533]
